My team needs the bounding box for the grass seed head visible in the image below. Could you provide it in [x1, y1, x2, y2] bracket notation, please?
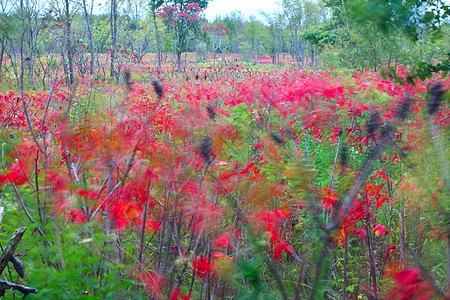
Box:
[199, 137, 213, 163]
[366, 110, 380, 135]
[340, 144, 348, 168]
[152, 80, 164, 99]
[427, 82, 445, 116]
[206, 105, 217, 120]
[270, 131, 284, 144]
[123, 69, 132, 90]
[396, 97, 412, 120]
[381, 120, 395, 139]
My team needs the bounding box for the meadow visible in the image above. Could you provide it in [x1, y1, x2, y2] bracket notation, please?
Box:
[0, 54, 448, 299]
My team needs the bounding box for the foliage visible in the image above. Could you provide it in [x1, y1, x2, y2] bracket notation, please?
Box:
[0, 54, 448, 299]
[0, 0, 449, 299]
[383, 51, 450, 85]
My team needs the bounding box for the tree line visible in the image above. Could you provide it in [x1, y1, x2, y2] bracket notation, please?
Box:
[0, 0, 448, 86]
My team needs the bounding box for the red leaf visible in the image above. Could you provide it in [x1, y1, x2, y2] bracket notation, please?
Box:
[273, 243, 295, 260]
[373, 170, 385, 179]
[372, 223, 389, 238]
[66, 209, 86, 224]
[192, 256, 213, 279]
[389, 268, 435, 300]
[212, 234, 234, 250]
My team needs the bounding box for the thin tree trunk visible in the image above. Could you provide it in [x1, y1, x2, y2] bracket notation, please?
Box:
[82, 0, 95, 75]
[340, 0, 351, 41]
[110, 0, 118, 78]
[177, 51, 182, 73]
[0, 37, 4, 81]
[20, 0, 25, 91]
[213, 47, 216, 69]
[152, 12, 162, 72]
[65, 0, 74, 85]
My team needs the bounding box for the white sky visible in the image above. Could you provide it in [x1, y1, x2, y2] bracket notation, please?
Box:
[203, 0, 279, 21]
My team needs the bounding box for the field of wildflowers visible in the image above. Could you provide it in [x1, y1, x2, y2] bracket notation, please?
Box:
[0, 56, 448, 299]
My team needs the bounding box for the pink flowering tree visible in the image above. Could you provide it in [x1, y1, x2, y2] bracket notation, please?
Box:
[202, 24, 230, 67]
[157, 2, 205, 72]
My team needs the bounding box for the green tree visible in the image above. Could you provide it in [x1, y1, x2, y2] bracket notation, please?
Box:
[222, 10, 245, 53]
[241, 16, 266, 62]
[260, 11, 286, 64]
[280, 0, 327, 65]
[158, 0, 210, 72]
[0, 1, 19, 80]
[322, 0, 450, 69]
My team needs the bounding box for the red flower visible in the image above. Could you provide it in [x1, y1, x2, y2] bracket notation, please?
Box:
[321, 187, 339, 210]
[213, 234, 234, 250]
[137, 218, 161, 233]
[389, 268, 435, 300]
[373, 170, 385, 178]
[66, 209, 86, 224]
[169, 287, 190, 300]
[192, 256, 213, 279]
[273, 243, 295, 260]
[137, 271, 165, 298]
[372, 223, 389, 238]
[254, 141, 265, 150]
[385, 244, 396, 261]
[0, 161, 29, 186]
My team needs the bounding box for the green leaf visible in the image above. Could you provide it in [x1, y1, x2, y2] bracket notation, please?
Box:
[346, 284, 356, 292]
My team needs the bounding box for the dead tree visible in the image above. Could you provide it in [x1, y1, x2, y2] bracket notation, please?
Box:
[0, 207, 38, 298]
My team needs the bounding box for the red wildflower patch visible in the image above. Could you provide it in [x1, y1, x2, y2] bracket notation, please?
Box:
[0, 160, 29, 186]
[137, 271, 165, 299]
[273, 243, 296, 260]
[66, 209, 86, 224]
[213, 234, 234, 250]
[389, 268, 435, 300]
[192, 256, 213, 279]
[372, 223, 390, 238]
[320, 187, 339, 210]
